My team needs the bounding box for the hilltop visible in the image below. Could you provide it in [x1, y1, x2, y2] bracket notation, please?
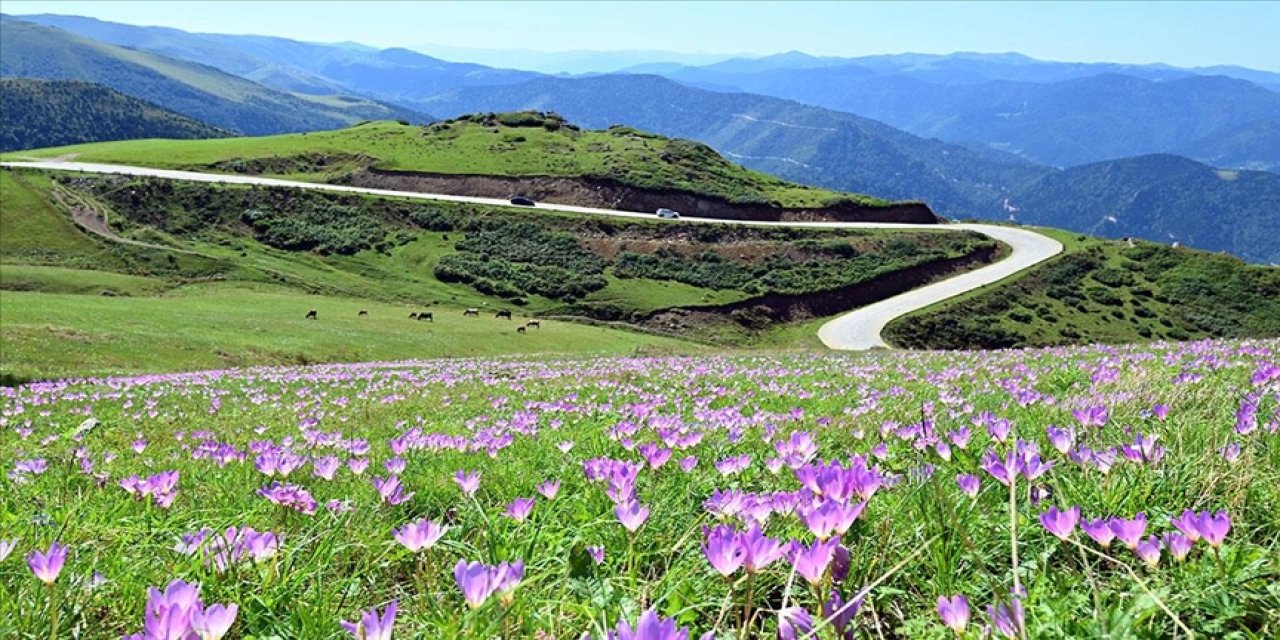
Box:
[9, 112, 938, 222]
[0, 78, 232, 152]
[0, 17, 429, 135]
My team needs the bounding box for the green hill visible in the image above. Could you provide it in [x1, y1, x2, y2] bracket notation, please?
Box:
[884, 228, 1280, 349]
[0, 78, 231, 152]
[0, 168, 993, 378]
[9, 112, 897, 209]
[0, 17, 430, 135]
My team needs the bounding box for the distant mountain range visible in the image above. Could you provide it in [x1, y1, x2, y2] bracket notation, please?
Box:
[657, 57, 1280, 170]
[0, 17, 429, 135]
[0, 78, 231, 151]
[1, 13, 1277, 262]
[9, 13, 540, 104]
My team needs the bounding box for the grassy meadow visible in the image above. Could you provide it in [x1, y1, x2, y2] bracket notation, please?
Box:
[0, 340, 1276, 638]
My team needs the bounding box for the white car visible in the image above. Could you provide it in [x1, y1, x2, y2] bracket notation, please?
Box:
[656, 208, 680, 219]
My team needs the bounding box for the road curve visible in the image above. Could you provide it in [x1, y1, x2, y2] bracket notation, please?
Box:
[1, 160, 1064, 350]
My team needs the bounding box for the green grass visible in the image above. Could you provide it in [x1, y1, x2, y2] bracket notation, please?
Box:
[0, 172, 104, 259]
[0, 285, 696, 381]
[583, 272, 750, 314]
[0, 342, 1275, 638]
[6, 116, 886, 207]
[0, 264, 168, 296]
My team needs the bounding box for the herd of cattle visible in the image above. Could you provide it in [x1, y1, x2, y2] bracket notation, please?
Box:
[304, 308, 542, 333]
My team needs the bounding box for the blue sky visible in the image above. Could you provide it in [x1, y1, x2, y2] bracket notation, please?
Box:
[6, 0, 1280, 71]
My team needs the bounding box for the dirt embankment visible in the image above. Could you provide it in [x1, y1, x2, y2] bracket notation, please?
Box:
[344, 168, 939, 224]
[638, 245, 1000, 334]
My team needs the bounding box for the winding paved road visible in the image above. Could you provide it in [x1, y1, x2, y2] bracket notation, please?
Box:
[1, 160, 1063, 350]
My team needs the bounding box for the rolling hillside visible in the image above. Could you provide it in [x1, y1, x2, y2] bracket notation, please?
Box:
[0, 78, 231, 151]
[0, 17, 430, 135]
[7, 113, 916, 214]
[0, 167, 994, 377]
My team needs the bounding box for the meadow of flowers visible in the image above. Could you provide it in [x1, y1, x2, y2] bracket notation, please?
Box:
[1, 339, 1277, 639]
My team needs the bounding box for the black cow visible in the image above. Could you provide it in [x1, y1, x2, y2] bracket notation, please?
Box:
[495, 310, 513, 320]
[409, 313, 418, 320]
[517, 326, 526, 334]
[417, 312, 433, 322]
[358, 310, 368, 317]
[305, 310, 318, 320]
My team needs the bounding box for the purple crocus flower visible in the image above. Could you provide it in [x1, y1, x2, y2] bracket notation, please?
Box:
[537, 480, 560, 500]
[1170, 510, 1201, 542]
[1039, 505, 1080, 541]
[823, 591, 862, 640]
[609, 609, 692, 640]
[738, 523, 786, 573]
[937, 595, 970, 635]
[776, 606, 815, 640]
[1194, 510, 1231, 548]
[455, 470, 481, 497]
[1109, 514, 1147, 550]
[956, 474, 980, 499]
[1073, 405, 1108, 428]
[1081, 517, 1116, 548]
[702, 524, 745, 578]
[588, 546, 605, 565]
[615, 500, 650, 533]
[371, 475, 414, 506]
[1163, 532, 1193, 562]
[0, 538, 17, 563]
[192, 603, 239, 640]
[491, 560, 525, 604]
[504, 497, 536, 523]
[454, 560, 494, 608]
[341, 601, 397, 640]
[392, 518, 447, 552]
[1045, 425, 1075, 455]
[788, 536, 841, 586]
[680, 456, 698, 473]
[987, 598, 1025, 639]
[1134, 535, 1162, 568]
[26, 542, 67, 585]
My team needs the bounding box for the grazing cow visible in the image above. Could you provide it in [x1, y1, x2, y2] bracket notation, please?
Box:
[305, 310, 318, 320]
[417, 312, 433, 322]
[463, 308, 480, 317]
[409, 312, 418, 320]
[517, 326, 526, 334]
[525, 320, 541, 329]
[358, 310, 368, 317]
[495, 310, 512, 320]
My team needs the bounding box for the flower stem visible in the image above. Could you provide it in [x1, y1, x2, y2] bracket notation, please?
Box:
[48, 583, 60, 640]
